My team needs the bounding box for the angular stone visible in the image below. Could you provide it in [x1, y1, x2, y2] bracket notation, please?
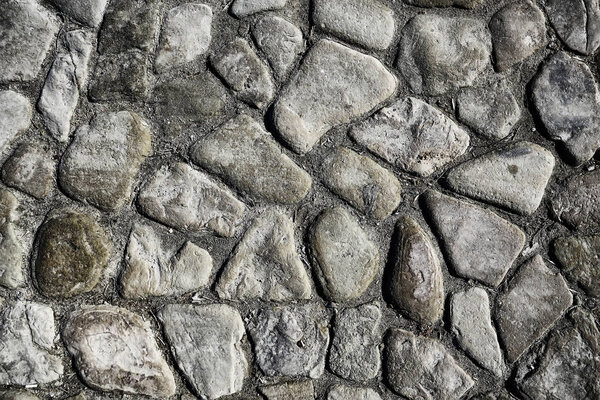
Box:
[63, 305, 176, 397]
[385, 329, 474, 399]
[0, 190, 25, 289]
[496, 255, 573, 362]
[313, 0, 395, 51]
[231, 0, 287, 17]
[65, 30, 95, 90]
[329, 303, 381, 381]
[422, 190, 525, 287]
[259, 381, 314, 400]
[2, 143, 55, 199]
[0, 90, 32, 150]
[451, 287, 503, 376]
[50, 0, 108, 27]
[350, 97, 470, 177]
[137, 162, 245, 237]
[99, 0, 160, 54]
[252, 16, 304, 79]
[397, 15, 491, 95]
[546, 0, 600, 55]
[553, 235, 600, 298]
[310, 207, 380, 302]
[389, 216, 444, 324]
[249, 304, 329, 378]
[216, 210, 311, 301]
[158, 304, 247, 399]
[34, 211, 110, 298]
[273, 39, 396, 154]
[211, 39, 274, 108]
[59, 111, 151, 211]
[191, 115, 311, 204]
[446, 141, 555, 215]
[404, 0, 483, 7]
[551, 170, 600, 230]
[0, 301, 63, 386]
[89, 50, 150, 101]
[323, 147, 402, 219]
[328, 385, 382, 400]
[155, 3, 212, 72]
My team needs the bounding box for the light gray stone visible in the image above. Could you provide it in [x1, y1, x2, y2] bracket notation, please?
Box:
[546, 0, 600, 55]
[89, 50, 150, 101]
[2, 143, 55, 199]
[50, 0, 108, 27]
[0, 90, 32, 151]
[551, 170, 600, 230]
[553, 235, 600, 297]
[273, 39, 396, 154]
[328, 385, 382, 400]
[0, 391, 39, 400]
[65, 30, 95, 90]
[231, 0, 287, 17]
[404, 0, 483, 7]
[259, 381, 314, 400]
[0, 190, 25, 289]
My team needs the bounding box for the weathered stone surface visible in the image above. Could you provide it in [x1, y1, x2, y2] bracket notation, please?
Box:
[351, 97, 470, 177]
[50, 0, 108, 27]
[156, 3, 212, 72]
[191, 115, 311, 204]
[446, 141, 555, 215]
[64, 305, 175, 398]
[313, 0, 395, 51]
[216, 210, 311, 301]
[390, 216, 444, 324]
[451, 287, 503, 376]
[252, 16, 304, 79]
[34, 211, 110, 298]
[99, 0, 160, 54]
[137, 162, 245, 237]
[59, 111, 151, 211]
[90, 50, 150, 101]
[532, 52, 600, 165]
[310, 207, 380, 302]
[496, 255, 573, 362]
[322, 147, 402, 219]
[2, 143, 54, 199]
[328, 385, 382, 400]
[472, 392, 516, 400]
[404, 0, 483, 7]
[231, 0, 287, 17]
[546, 0, 600, 55]
[0, 190, 25, 289]
[422, 190, 525, 287]
[553, 235, 600, 298]
[385, 329, 474, 399]
[0, 391, 39, 400]
[397, 15, 491, 95]
[159, 304, 247, 399]
[273, 39, 396, 154]
[65, 30, 95, 90]
[249, 304, 329, 378]
[0, 301, 62, 386]
[259, 381, 314, 400]
[0, 90, 32, 150]
[551, 170, 600, 230]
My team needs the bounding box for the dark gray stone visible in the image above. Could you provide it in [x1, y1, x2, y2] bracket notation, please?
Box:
[547, 0, 600, 55]
[551, 170, 600, 230]
[2, 143, 54, 199]
[89, 50, 150, 101]
[553, 235, 600, 298]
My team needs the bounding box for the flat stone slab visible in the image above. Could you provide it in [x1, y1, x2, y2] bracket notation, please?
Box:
[322, 147, 402, 219]
[496, 255, 573, 362]
[231, 0, 287, 17]
[0, 190, 25, 289]
[351, 97, 470, 177]
[422, 190, 525, 287]
[546, 0, 600, 55]
[0, 90, 32, 150]
[553, 235, 600, 298]
[191, 115, 311, 204]
[99, 0, 160, 54]
[50, 0, 108, 27]
[551, 170, 600, 230]
[446, 141, 555, 215]
[273, 39, 396, 154]
[404, 0, 483, 7]
[328, 385, 382, 400]
[259, 381, 314, 400]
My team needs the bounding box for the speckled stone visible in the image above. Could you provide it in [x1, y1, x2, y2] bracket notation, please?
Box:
[551, 170, 600, 230]
[546, 0, 600, 55]
[404, 0, 483, 7]
[49, 0, 108, 27]
[0, 190, 26, 289]
[231, 0, 287, 17]
[259, 381, 314, 400]
[553, 235, 600, 298]
[0, 90, 32, 150]
[89, 50, 150, 101]
[328, 385, 382, 400]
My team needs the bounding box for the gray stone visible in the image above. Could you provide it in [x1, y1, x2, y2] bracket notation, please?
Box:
[2, 144, 54, 199]
[231, 0, 287, 17]
[385, 329, 474, 399]
[397, 15, 491, 95]
[159, 304, 247, 399]
[310, 207, 380, 302]
[249, 304, 329, 378]
[322, 147, 402, 219]
[328, 385, 382, 400]
[137, 162, 245, 237]
[446, 141, 555, 215]
[216, 210, 311, 301]
[50, 0, 108, 27]
[211, 39, 274, 108]
[350, 97, 470, 177]
[0, 90, 32, 150]
[390, 216, 444, 324]
[59, 111, 152, 211]
[155, 3, 212, 72]
[546, 0, 600, 55]
[496, 255, 573, 362]
[404, 0, 483, 7]
[89, 50, 150, 101]
[553, 235, 600, 298]
[450, 287, 503, 376]
[259, 381, 314, 400]
[99, 0, 160, 54]
[63, 305, 176, 398]
[551, 170, 600, 230]
[191, 115, 311, 204]
[0, 190, 25, 289]
[0, 392, 39, 400]
[472, 392, 517, 400]
[313, 0, 395, 51]
[329, 303, 381, 381]
[273, 39, 396, 154]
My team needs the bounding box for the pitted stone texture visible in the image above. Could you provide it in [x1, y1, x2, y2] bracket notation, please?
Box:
[249, 304, 329, 378]
[0, 91, 32, 150]
[216, 210, 311, 301]
[273, 39, 396, 154]
[551, 170, 600, 230]
[451, 287, 503, 376]
[50, 0, 108, 27]
[328, 385, 382, 400]
[310, 207, 380, 302]
[329, 303, 381, 381]
[385, 329, 474, 399]
[0, 190, 25, 289]
[252, 16, 304, 79]
[313, 0, 395, 51]
[64, 305, 176, 398]
[192, 115, 311, 204]
[322, 147, 402, 219]
[496, 255, 573, 362]
[156, 3, 212, 72]
[65, 30, 95, 90]
[0, 392, 39, 400]
[397, 15, 491, 95]
[2, 144, 55, 199]
[553, 235, 600, 298]
[159, 304, 247, 399]
[404, 0, 483, 7]
[422, 190, 525, 287]
[120, 224, 213, 298]
[90, 51, 150, 101]
[472, 392, 517, 400]
[137, 162, 245, 237]
[259, 381, 314, 400]
[99, 0, 160, 54]
[59, 111, 151, 211]
[546, 0, 600, 55]
[0, 301, 62, 386]
[532, 52, 600, 165]
[390, 216, 444, 324]
[351, 97, 470, 177]
[231, 0, 287, 17]
[446, 141, 555, 215]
